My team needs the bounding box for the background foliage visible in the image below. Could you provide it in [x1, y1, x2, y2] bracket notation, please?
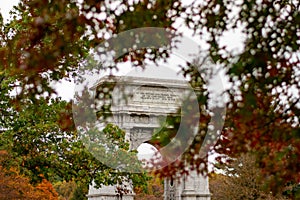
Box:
[210, 153, 290, 200]
[0, 0, 299, 198]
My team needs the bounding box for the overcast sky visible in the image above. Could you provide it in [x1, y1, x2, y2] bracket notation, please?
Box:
[0, 1, 242, 101]
[0, 0, 19, 22]
[0, 0, 237, 166]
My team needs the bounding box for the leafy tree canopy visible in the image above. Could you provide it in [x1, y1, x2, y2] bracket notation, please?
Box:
[210, 153, 289, 200]
[0, 150, 58, 200]
[0, 0, 299, 195]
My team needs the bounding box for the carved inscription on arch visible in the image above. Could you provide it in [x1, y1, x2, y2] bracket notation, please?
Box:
[131, 86, 180, 105]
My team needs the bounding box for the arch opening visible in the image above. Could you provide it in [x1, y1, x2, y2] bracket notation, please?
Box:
[137, 142, 162, 169]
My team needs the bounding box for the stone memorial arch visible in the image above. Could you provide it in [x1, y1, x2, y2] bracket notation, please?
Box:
[87, 75, 211, 200]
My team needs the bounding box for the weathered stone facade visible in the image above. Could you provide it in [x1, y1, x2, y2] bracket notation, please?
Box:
[87, 75, 210, 200]
[164, 170, 211, 200]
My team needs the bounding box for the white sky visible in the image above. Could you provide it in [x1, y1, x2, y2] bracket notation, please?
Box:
[1, 0, 298, 173]
[0, 0, 239, 166]
[0, 0, 244, 102]
[4, 0, 292, 174]
[0, 0, 19, 22]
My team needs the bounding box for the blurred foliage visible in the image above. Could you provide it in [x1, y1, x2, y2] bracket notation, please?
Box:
[0, 150, 58, 200]
[54, 180, 88, 200]
[0, 0, 299, 197]
[135, 174, 164, 200]
[54, 181, 77, 200]
[210, 153, 288, 200]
